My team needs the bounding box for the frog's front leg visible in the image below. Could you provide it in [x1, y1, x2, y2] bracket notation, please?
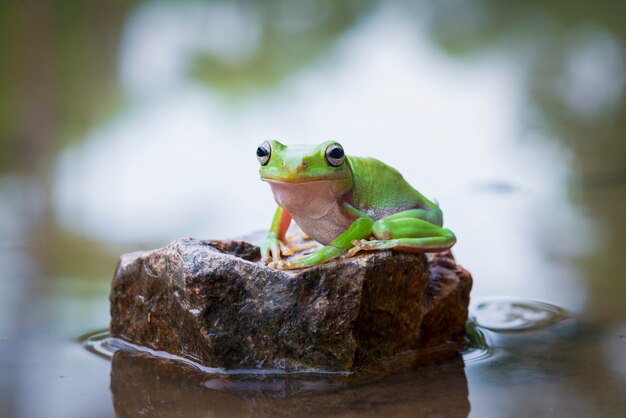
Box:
[273, 216, 374, 270]
[348, 211, 456, 256]
[260, 206, 292, 264]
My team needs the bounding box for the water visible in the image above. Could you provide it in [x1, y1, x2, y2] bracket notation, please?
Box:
[78, 316, 491, 416]
[74, 303, 600, 417]
[472, 300, 569, 332]
[1, 0, 626, 417]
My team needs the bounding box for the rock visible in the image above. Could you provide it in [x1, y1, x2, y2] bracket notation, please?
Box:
[109, 238, 472, 372]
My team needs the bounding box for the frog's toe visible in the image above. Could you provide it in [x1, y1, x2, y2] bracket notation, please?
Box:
[261, 239, 284, 264]
[279, 241, 294, 256]
[349, 239, 390, 256]
[289, 242, 318, 254]
[271, 260, 306, 270]
[268, 260, 283, 269]
[269, 259, 292, 269]
[260, 250, 272, 264]
[262, 254, 277, 265]
[271, 246, 284, 261]
[348, 240, 368, 256]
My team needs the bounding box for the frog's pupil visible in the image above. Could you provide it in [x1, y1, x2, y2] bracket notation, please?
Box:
[329, 147, 344, 159]
[257, 147, 269, 157]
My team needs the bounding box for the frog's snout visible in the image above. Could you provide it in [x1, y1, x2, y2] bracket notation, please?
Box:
[281, 160, 307, 174]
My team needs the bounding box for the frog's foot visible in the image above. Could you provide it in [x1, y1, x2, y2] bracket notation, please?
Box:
[271, 242, 350, 270]
[278, 241, 293, 256]
[261, 237, 283, 264]
[269, 251, 319, 270]
[285, 230, 311, 242]
[269, 259, 310, 270]
[280, 241, 318, 256]
[347, 239, 387, 257]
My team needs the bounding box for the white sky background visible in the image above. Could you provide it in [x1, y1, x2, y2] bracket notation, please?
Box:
[53, 1, 591, 311]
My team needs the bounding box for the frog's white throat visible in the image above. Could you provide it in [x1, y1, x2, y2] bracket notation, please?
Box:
[265, 180, 354, 245]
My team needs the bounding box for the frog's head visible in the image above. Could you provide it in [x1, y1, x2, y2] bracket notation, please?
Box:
[257, 140, 352, 183]
[257, 140, 353, 205]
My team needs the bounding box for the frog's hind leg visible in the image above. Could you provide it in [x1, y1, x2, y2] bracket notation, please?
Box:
[348, 215, 456, 256]
[349, 237, 454, 255]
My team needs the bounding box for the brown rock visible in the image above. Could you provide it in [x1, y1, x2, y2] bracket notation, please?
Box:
[109, 238, 472, 372]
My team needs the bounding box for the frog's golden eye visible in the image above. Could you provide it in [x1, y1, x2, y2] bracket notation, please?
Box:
[325, 143, 345, 167]
[256, 142, 271, 166]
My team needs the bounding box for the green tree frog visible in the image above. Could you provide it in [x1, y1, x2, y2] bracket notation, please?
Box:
[257, 140, 456, 269]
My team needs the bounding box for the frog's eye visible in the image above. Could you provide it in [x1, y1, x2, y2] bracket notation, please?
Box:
[325, 143, 345, 167]
[256, 142, 271, 166]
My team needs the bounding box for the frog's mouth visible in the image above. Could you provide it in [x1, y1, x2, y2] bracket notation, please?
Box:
[260, 174, 351, 184]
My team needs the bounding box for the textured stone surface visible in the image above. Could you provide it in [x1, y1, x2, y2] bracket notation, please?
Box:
[109, 238, 472, 372]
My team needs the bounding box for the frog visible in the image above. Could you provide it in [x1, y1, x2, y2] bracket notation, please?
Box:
[257, 140, 456, 270]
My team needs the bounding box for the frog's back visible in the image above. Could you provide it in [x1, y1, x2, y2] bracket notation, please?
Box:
[346, 156, 436, 220]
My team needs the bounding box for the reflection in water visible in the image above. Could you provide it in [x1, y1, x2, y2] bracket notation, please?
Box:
[85, 320, 497, 417]
[110, 350, 470, 418]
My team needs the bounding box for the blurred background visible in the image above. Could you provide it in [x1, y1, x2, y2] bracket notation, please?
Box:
[0, 1, 625, 417]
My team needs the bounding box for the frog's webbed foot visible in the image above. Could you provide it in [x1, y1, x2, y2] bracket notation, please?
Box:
[348, 239, 387, 256]
[280, 241, 318, 256]
[261, 235, 316, 263]
[269, 258, 310, 270]
[285, 230, 311, 242]
[269, 250, 321, 270]
[269, 216, 375, 269]
[260, 237, 283, 264]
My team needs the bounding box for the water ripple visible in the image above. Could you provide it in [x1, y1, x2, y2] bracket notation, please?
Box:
[462, 320, 493, 364]
[472, 299, 569, 332]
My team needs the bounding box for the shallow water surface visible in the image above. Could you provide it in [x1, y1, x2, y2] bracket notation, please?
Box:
[1, 0, 626, 417]
[74, 301, 617, 418]
[74, 310, 510, 417]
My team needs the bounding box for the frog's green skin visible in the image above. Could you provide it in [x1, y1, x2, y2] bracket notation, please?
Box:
[258, 140, 456, 270]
